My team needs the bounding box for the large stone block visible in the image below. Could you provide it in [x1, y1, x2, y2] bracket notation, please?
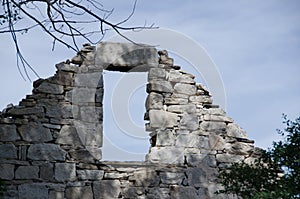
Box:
[93, 180, 121, 199]
[176, 134, 209, 149]
[15, 166, 39, 180]
[19, 123, 52, 142]
[149, 110, 179, 129]
[189, 95, 213, 104]
[96, 42, 158, 71]
[174, 83, 196, 95]
[146, 92, 163, 110]
[133, 170, 160, 187]
[45, 104, 73, 119]
[156, 129, 175, 146]
[226, 123, 248, 138]
[69, 147, 102, 162]
[18, 184, 48, 199]
[160, 172, 185, 185]
[0, 144, 17, 159]
[79, 106, 102, 123]
[0, 124, 20, 141]
[167, 104, 196, 113]
[56, 125, 83, 146]
[77, 170, 104, 180]
[0, 164, 14, 180]
[35, 81, 64, 94]
[216, 154, 245, 163]
[180, 113, 199, 130]
[146, 147, 184, 164]
[168, 70, 194, 84]
[148, 68, 166, 80]
[74, 72, 103, 88]
[69, 88, 96, 104]
[147, 80, 173, 93]
[54, 163, 76, 182]
[27, 144, 66, 161]
[170, 186, 197, 199]
[65, 186, 93, 199]
[200, 121, 226, 132]
[147, 188, 170, 199]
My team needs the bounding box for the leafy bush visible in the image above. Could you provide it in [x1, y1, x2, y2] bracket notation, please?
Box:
[218, 115, 300, 199]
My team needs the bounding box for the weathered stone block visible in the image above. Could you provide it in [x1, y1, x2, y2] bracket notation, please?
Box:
[27, 144, 66, 161]
[49, 190, 64, 199]
[186, 154, 217, 167]
[176, 134, 209, 149]
[0, 144, 17, 159]
[180, 113, 199, 130]
[226, 123, 248, 138]
[200, 121, 226, 132]
[147, 188, 170, 199]
[40, 164, 54, 180]
[0, 164, 14, 180]
[146, 147, 184, 164]
[148, 68, 166, 80]
[133, 169, 160, 187]
[203, 115, 233, 123]
[7, 107, 44, 116]
[79, 106, 102, 122]
[55, 163, 76, 182]
[18, 184, 48, 199]
[168, 70, 194, 83]
[170, 186, 197, 199]
[69, 147, 102, 162]
[146, 92, 163, 110]
[93, 180, 121, 199]
[164, 97, 188, 105]
[174, 83, 196, 95]
[35, 81, 64, 94]
[19, 123, 53, 142]
[147, 80, 173, 93]
[45, 104, 73, 119]
[189, 95, 212, 104]
[160, 172, 185, 185]
[0, 124, 20, 141]
[216, 154, 245, 163]
[56, 125, 83, 146]
[156, 129, 175, 146]
[149, 110, 178, 129]
[77, 170, 104, 180]
[96, 42, 158, 71]
[74, 72, 103, 88]
[65, 186, 93, 199]
[70, 88, 96, 104]
[209, 133, 225, 150]
[168, 104, 196, 113]
[225, 142, 254, 155]
[15, 166, 39, 180]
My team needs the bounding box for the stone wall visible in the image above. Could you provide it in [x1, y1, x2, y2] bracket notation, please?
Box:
[0, 42, 260, 199]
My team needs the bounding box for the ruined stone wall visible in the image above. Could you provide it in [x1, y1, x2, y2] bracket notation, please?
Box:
[0, 42, 260, 199]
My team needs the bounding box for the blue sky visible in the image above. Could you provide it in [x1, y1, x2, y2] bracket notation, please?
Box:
[1, 1, 300, 160]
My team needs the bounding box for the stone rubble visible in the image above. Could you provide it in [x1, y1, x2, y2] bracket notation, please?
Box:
[0, 42, 260, 199]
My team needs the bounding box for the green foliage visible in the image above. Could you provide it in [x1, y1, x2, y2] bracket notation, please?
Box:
[218, 115, 300, 199]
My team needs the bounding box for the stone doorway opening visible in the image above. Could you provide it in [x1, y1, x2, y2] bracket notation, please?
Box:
[101, 70, 150, 161]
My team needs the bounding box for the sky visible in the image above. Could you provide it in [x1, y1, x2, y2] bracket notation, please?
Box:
[1, 0, 300, 161]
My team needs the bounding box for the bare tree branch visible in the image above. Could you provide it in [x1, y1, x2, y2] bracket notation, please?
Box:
[0, 0, 157, 80]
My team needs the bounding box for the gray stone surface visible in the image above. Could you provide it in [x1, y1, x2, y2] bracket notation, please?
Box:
[18, 184, 48, 199]
[180, 113, 199, 130]
[56, 125, 82, 146]
[0, 124, 20, 141]
[160, 172, 185, 185]
[200, 121, 226, 132]
[176, 134, 209, 149]
[146, 92, 163, 110]
[189, 95, 212, 104]
[149, 110, 178, 129]
[168, 70, 194, 83]
[15, 166, 39, 179]
[168, 104, 196, 113]
[0, 164, 14, 180]
[156, 129, 175, 146]
[74, 72, 103, 88]
[148, 68, 166, 80]
[40, 164, 54, 180]
[133, 170, 160, 187]
[19, 122, 53, 142]
[70, 88, 96, 104]
[35, 81, 64, 94]
[170, 186, 198, 199]
[174, 83, 196, 95]
[147, 80, 173, 93]
[96, 42, 158, 70]
[65, 186, 93, 199]
[227, 123, 248, 138]
[77, 170, 104, 180]
[79, 106, 102, 123]
[55, 163, 76, 182]
[0, 144, 17, 159]
[216, 154, 245, 163]
[146, 147, 184, 164]
[49, 191, 64, 199]
[27, 144, 66, 161]
[93, 180, 121, 199]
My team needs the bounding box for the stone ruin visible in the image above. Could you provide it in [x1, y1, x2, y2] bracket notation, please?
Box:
[0, 42, 261, 199]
